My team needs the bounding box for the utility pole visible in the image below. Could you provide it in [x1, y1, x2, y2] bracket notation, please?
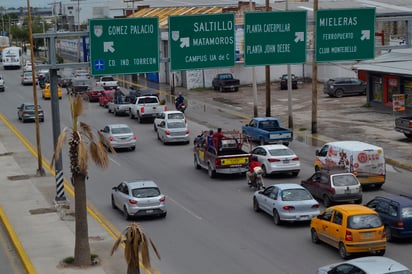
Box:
[286, 0, 293, 130]
[312, 0, 318, 134]
[265, 0, 271, 117]
[249, 0, 258, 117]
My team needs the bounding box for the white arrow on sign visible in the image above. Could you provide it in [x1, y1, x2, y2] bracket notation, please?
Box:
[294, 32, 304, 43]
[360, 30, 370, 41]
[180, 37, 190, 48]
[104, 41, 115, 53]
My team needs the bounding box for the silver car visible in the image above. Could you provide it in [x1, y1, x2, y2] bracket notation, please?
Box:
[100, 124, 136, 151]
[111, 180, 167, 220]
[154, 110, 186, 132]
[17, 103, 44, 123]
[156, 119, 190, 145]
[251, 144, 300, 177]
[318, 256, 412, 274]
[253, 183, 320, 225]
[21, 71, 34, 85]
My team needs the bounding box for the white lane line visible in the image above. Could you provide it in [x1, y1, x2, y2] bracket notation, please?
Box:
[168, 197, 203, 220]
[109, 156, 121, 166]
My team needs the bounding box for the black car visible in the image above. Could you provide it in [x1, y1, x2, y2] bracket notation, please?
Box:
[366, 195, 412, 241]
[280, 74, 298, 90]
[323, 77, 367, 98]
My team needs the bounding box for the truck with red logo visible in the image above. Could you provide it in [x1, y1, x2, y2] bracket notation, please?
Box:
[314, 141, 386, 189]
[193, 130, 251, 178]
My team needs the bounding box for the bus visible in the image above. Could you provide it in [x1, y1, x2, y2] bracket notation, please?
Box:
[2, 46, 23, 69]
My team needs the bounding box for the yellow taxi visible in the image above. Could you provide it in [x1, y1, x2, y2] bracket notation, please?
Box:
[310, 204, 386, 259]
[42, 83, 62, 100]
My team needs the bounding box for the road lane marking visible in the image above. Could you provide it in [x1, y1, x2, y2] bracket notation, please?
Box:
[168, 197, 203, 220]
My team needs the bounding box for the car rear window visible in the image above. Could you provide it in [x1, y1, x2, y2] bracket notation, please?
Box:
[167, 121, 186, 129]
[331, 174, 359, 186]
[269, 148, 295, 156]
[281, 189, 312, 201]
[348, 214, 382, 229]
[138, 97, 158, 104]
[402, 207, 412, 218]
[167, 113, 184, 120]
[111, 127, 131, 134]
[132, 187, 160, 198]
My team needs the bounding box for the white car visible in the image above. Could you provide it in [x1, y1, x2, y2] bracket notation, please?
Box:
[251, 144, 300, 177]
[23, 62, 32, 72]
[156, 119, 190, 145]
[99, 124, 136, 151]
[154, 110, 186, 132]
[318, 256, 412, 274]
[253, 183, 320, 225]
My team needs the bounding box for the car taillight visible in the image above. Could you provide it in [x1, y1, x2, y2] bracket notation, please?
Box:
[164, 105, 168, 111]
[345, 230, 353, 241]
[327, 187, 335, 194]
[185, 129, 190, 134]
[140, 107, 144, 113]
[396, 220, 404, 228]
[283, 205, 295, 211]
[109, 136, 113, 141]
[128, 199, 137, 205]
[312, 204, 320, 209]
[159, 196, 166, 203]
[292, 157, 299, 161]
[165, 130, 171, 135]
[215, 158, 221, 166]
[133, 134, 136, 140]
[268, 158, 281, 162]
[409, 121, 412, 128]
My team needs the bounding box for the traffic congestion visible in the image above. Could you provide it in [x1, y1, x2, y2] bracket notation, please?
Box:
[1, 60, 412, 274]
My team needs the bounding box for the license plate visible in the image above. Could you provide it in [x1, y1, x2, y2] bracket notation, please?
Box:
[146, 209, 153, 214]
[362, 232, 372, 238]
[283, 160, 290, 164]
[221, 158, 248, 165]
[299, 215, 309, 220]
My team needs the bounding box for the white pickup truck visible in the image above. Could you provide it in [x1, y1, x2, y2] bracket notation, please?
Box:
[0, 75, 4, 92]
[129, 96, 167, 123]
[96, 76, 118, 90]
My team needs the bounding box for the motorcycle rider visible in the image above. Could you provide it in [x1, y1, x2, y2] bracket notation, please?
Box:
[247, 156, 261, 186]
[175, 93, 185, 111]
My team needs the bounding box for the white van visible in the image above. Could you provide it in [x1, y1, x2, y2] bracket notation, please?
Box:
[315, 141, 385, 188]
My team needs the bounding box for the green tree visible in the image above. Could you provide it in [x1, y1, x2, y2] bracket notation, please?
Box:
[111, 223, 161, 274]
[51, 95, 113, 266]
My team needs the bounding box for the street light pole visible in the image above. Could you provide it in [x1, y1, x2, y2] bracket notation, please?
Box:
[41, 21, 47, 58]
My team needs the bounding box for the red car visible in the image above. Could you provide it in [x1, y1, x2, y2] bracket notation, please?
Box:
[86, 86, 105, 103]
[98, 89, 115, 107]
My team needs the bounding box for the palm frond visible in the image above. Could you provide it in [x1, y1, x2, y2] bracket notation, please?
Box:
[89, 141, 109, 168]
[140, 233, 151, 268]
[149, 238, 161, 260]
[73, 94, 83, 118]
[80, 122, 94, 142]
[111, 235, 123, 256]
[97, 131, 116, 153]
[50, 129, 67, 167]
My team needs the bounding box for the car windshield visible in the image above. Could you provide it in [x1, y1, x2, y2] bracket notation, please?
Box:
[138, 97, 158, 104]
[402, 207, 412, 218]
[347, 214, 382, 229]
[281, 189, 312, 201]
[167, 113, 184, 119]
[24, 105, 41, 110]
[167, 121, 186, 129]
[111, 127, 131, 134]
[132, 187, 160, 198]
[269, 148, 295, 156]
[332, 174, 359, 186]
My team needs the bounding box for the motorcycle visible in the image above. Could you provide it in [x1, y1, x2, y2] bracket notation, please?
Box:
[176, 102, 187, 113]
[247, 166, 264, 190]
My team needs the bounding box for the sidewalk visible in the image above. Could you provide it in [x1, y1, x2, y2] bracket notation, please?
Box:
[0, 116, 126, 274]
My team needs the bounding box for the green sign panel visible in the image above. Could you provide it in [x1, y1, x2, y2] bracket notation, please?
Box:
[316, 8, 375, 62]
[244, 11, 307, 66]
[169, 14, 235, 71]
[89, 18, 159, 76]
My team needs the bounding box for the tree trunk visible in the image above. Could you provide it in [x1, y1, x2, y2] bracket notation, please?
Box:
[73, 173, 91, 266]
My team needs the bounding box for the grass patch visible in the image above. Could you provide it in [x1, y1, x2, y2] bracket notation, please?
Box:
[299, 127, 307, 131]
[62, 254, 99, 265]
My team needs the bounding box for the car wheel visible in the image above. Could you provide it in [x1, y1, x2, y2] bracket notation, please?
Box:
[137, 113, 143, 124]
[130, 146, 136, 151]
[261, 165, 268, 177]
[208, 163, 216, 178]
[129, 110, 134, 119]
[404, 133, 412, 139]
[153, 123, 157, 132]
[253, 197, 260, 212]
[114, 109, 118, 116]
[292, 171, 299, 177]
[219, 86, 223, 92]
[162, 137, 167, 145]
[315, 166, 321, 172]
[335, 89, 344, 98]
[194, 155, 201, 169]
[160, 212, 167, 218]
[157, 132, 160, 140]
[339, 242, 349, 259]
[355, 197, 362, 204]
[108, 108, 111, 113]
[323, 195, 331, 207]
[273, 210, 281, 225]
[123, 206, 130, 221]
[385, 226, 392, 242]
[374, 184, 383, 190]
[40, 118, 44, 123]
[111, 195, 116, 209]
[311, 229, 320, 244]
[375, 249, 385, 256]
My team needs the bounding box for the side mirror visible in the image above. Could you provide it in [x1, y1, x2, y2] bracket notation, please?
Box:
[315, 149, 320, 156]
[112, 186, 118, 191]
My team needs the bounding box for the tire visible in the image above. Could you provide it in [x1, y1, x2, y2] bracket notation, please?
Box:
[323, 195, 331, 207]
[375, 249, 385, 256]
[273, 210, 281, 225]
[335, 89, 344, 98]
[259, 138, 265, 146]
[123, 206, 130, 221]
[194, 155, 201, 169]
[315, 165, 321, 172]
[160, 212, 167, 218]
[404, 133, 412, 139]
[153, 123, 157, 132]
[311, 229, 320, 244]
[162, 137, 167, 145]
[40, 118, 44, 123]
[375, 183, 383, 190]
[261, 165, 268, 177]
[114, 109, 118, 116]
[157, 132, 160, 140]
[111, 195, 116, 209]
[208, 163, 216, 178]
[129, 110, 135, 119]
[219, 86, 223, 92]
[137, 113, 143, 124]
[130, 146, 136, 151]
[355, 197, 362, 204]
[292, 171, 299, 177]
[108, 108, 111, 113]
[339, 242, 349, 259]
[385, 226, 392, 242]
[253, 197, 260, 212]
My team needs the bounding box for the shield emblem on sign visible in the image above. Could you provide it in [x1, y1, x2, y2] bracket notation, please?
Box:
[171, 31, 180, 42]
[94, 25, 103, 37]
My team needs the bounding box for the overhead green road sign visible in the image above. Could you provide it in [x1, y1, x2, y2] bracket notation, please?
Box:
[89, 18, 159, 76]
[244, 11, 307, 66]
[169, 14, 235, 71]
[316, 8, 375, 62]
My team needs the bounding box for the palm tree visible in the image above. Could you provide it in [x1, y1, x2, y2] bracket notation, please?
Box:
[111, 223, 161, 274]
[51, 95, 113, 266]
